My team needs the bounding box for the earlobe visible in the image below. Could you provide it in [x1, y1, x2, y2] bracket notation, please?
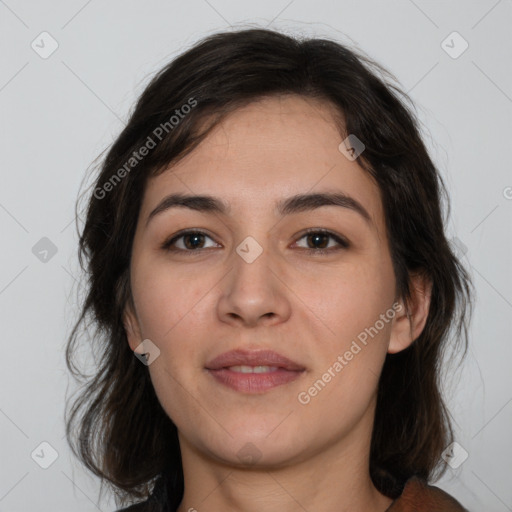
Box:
[388, 273, 432, 354]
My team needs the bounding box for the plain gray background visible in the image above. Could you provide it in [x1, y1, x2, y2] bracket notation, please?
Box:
[1, 0, 511, 510]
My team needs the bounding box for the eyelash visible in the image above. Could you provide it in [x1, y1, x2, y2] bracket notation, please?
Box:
[160, 228, 350, 256]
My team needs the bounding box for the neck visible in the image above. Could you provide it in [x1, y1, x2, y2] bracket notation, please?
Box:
[175, 407, 393, 512]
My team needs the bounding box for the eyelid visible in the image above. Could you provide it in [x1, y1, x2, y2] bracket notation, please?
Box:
[294, 227, 350, 249]
[160, 228, 350, 254]
[160, 229, 218, 252]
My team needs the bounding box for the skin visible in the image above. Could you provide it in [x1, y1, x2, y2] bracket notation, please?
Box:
[123, 95, 432, 512]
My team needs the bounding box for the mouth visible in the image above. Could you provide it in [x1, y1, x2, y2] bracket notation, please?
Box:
[205, 349, 306, 393]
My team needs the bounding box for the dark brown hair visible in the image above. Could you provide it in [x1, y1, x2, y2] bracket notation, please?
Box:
[65, 27, 473, 508]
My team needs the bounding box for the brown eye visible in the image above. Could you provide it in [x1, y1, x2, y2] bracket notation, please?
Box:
[181, 233, 206, 250]
[161, 230, 218, 253]
[294, 229, 349, 254]
[306, 232, 329, 249]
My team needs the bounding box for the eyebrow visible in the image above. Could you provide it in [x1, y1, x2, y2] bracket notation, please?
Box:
[145, 191, 373, 227]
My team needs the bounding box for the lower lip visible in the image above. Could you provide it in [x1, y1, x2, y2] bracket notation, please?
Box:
[206, 368, 304, 393]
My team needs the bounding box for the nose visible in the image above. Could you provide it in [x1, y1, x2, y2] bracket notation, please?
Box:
[216, 239, 292, 328]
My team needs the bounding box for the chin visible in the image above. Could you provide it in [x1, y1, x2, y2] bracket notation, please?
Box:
[198, 429, 311, 469]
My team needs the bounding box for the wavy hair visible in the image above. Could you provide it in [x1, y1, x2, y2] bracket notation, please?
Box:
[65, 27, 473, 508]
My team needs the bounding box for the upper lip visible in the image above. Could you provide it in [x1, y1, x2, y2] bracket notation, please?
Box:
[205, 349, 305, 371]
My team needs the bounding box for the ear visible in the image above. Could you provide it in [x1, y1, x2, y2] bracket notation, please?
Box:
[388, 272, 432, 354]
[123, 298, 144, 354]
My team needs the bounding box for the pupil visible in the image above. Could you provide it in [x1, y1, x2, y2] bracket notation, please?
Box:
[183, 233, 329, 250]
[309, 233, 328, 249]
[185, 233, 204, 250]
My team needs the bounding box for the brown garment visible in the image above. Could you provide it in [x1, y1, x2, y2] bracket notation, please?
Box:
[117, 475, 468, 511]
[385, 476, 468, 511]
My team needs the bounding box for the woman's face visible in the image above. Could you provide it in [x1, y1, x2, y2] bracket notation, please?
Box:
[124, 95, 413, 467]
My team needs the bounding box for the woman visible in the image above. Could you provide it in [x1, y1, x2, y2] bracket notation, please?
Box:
[65, 28, 473, 511]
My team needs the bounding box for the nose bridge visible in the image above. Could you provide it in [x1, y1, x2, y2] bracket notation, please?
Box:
[231, 232, 275, 291]
[217, 231, 290, 325]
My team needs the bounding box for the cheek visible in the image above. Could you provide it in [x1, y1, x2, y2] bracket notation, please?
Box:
[130, 260, 214, 398]
[292, 259, 395, 417]
[131, 258, 213, 342]
[132, 267, 208, 424]
[296, 278, 394, 427]
[297, 256, 394, 344]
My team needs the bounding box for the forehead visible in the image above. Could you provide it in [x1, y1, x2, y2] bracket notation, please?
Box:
[140, 95, 385, 234]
